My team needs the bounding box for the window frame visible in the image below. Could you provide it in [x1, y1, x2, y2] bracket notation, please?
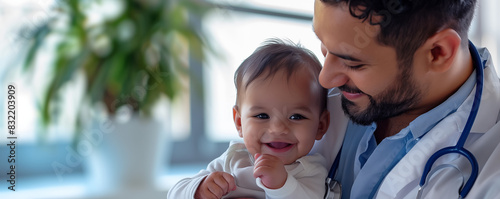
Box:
[169, 1, 314, 165]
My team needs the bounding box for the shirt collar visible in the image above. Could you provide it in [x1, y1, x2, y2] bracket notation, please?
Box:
[408, 69, 476, 138]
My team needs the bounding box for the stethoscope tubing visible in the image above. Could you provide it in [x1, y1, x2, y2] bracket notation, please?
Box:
[418, 40, 484, 198]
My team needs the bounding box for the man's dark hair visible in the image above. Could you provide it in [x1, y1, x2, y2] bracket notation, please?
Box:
[320, 0, 477, 68]
[234, 38, 327, 111]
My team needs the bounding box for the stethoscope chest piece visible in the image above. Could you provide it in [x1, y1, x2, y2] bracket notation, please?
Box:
[325, 178, 342, 199]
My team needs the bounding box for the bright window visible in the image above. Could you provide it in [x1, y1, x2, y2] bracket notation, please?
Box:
[203, 7, 324, 141]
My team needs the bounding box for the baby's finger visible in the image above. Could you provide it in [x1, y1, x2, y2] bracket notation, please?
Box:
[253, 163, 274, 178]
[253, 153, 266, 166]
[254, 154, 280, 166]
[200, 187, 218, 199]
[206, 181, 225, 198]
[195, 177, 218, 199]
[212, 173, 232, 196]
[254, 153, 261, 161]
[221, 172, 237, 191]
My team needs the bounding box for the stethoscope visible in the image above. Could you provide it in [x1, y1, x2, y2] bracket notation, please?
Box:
[325, 40, 484, 199]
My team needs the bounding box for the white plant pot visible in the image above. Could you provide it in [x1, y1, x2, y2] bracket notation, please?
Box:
[84, 116, 170, 195]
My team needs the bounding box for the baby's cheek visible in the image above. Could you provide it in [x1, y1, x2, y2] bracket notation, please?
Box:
[242, 125, 263, 155]
[242, 138, 260, 156]
[246, 144, 260, 157]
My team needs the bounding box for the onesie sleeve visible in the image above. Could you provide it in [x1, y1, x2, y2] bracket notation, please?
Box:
[166, 171, 210, 199]
[167, 144, 233, 199]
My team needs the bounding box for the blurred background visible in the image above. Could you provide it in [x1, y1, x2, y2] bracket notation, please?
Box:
[0, 0, 498, 198]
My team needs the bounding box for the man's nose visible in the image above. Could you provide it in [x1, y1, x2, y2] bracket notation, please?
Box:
[319, 54, 349, 89]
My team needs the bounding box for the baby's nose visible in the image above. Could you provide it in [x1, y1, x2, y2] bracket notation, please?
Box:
[269, 118, 289, 134]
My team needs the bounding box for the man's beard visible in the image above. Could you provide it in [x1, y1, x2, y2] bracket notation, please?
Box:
[341, 70, 422, 125]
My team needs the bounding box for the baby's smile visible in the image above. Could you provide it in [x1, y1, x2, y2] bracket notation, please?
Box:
[265, 142, 294, 153]
[266, 142, 291, 149]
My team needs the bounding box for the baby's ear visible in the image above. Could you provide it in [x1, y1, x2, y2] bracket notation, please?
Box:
[316, 110, 330, 140]
[233, 106, 243, 137]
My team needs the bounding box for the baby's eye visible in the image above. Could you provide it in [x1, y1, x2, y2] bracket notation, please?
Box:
[254, 113, 270, 119]
[290, 114, 307, 120]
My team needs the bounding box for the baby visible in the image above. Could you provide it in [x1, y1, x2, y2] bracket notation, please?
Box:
[168, 38, 330, 199]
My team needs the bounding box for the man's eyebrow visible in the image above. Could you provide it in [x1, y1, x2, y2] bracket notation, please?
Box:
[312, 23, 363, 62]
[330, 52, 362, 62]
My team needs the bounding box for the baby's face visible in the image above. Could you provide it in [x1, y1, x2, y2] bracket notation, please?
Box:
[234, 67, 328, 165]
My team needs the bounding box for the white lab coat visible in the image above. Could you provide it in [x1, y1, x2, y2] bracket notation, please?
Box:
[313, 48, 500, 199]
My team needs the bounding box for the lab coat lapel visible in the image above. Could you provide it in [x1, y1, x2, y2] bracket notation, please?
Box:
[375, 49, 500, 199]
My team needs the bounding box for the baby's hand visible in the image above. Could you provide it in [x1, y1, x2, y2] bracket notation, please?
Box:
[195, 171, 236, 199]
[253, 153, 287, 189]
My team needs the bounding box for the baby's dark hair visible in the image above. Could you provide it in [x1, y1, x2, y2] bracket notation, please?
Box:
[234, 38, 327, 111]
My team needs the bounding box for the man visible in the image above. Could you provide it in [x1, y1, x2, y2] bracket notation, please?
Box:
[310, 0, 500, 198]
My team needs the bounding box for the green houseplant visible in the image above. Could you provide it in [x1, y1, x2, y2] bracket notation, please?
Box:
[24, 0, 212, 135]
[22, 0, 215, 193]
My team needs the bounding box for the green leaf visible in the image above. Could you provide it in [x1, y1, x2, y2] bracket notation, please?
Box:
[23, 24, 51, 71]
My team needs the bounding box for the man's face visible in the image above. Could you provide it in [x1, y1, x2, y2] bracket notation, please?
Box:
[313, 0, 424, 125]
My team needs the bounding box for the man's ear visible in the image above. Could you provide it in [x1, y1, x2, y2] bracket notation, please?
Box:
[316, 110, 330, 140]
[423, 28, 462, 73]
[233, 105, 243, 138]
